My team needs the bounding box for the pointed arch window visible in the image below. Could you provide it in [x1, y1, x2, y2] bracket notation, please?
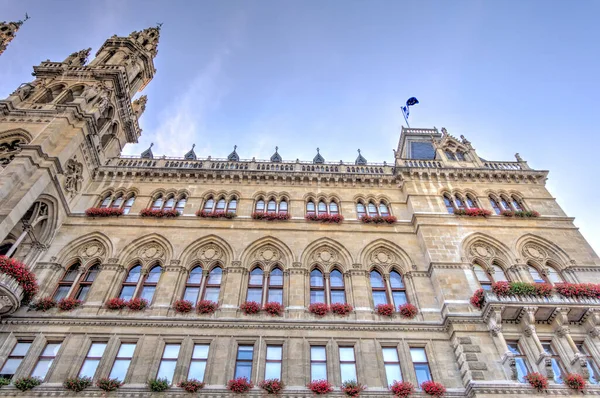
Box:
[111, 195, 124, 209]
[528, 265, 545, 283]
[215, 198, 226, 213]
[489, 197, 502, 215]
[445, 151, 456, 161]
[203, 198, 215, 212]
[356, 203, 366, 218]
[389, 271, 407, 306]
[202, 267, 222, 302]
[255, 199, 265, 213]
[329, 201, 339, 215]
[306, 201, 316, 216]
[473, 264, 493, 290]
[183, 266, 203, 303]
[511, 196, 523, 211]
[500, 197, 512, 211]
[267, 267, 283, 304]
[139, 266, 162, 302]
[99, 195, 112, 208]
[53, 264, 80, 301]
[454, 195, 465, 210]
[443, 195, 455, 214]
[546, 265, 562, 284]
[367, 202, 378, 216]
[492, 263, 508, 282]
[175, 197, 187, 215]
[465, 195, 478, 209]
[318, 201, 327, 215]
[163, 196, 175, 211]
[247, 268, 264, 303]
[119, 265, 142, 300]
[267, 200, 277, 213]
[310, 269, 325, 304]
[379, 202, 390, 216]
[329, 269, 346, 304]
[151, 196, 163, 211]
[74, 265, 99, 301]
[370, 270, 388, 306]
[279, 200, 288, 215]
[227, 198, 238, 214]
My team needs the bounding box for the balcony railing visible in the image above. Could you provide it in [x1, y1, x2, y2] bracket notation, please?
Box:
[0, 273, 24, 317]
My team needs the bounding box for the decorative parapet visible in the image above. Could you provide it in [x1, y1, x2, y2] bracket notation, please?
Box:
[0, 273, 24, 317]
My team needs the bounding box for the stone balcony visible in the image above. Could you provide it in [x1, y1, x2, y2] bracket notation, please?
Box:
[0, 272, 24, 317]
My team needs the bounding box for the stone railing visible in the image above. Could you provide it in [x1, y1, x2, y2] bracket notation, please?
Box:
[483, 161, 524, 170]
[0, 273, 24, 317]
[400, 159, 443, 168]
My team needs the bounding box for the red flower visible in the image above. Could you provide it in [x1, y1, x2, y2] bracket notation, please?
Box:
[376, 303, 394, 317]
[309, 302, 329, 317]
[57, 297, 82, 311]
[240, 301, 262, 315]
[259, 378, 284, 394]
[140, 208, 180, 218]
[330, 303, 353, 316]
[263, 302, 284, 317]
[421, 380, 446, 397]
[390, 381, 414, 397]
[455, 208, 492, 217]
[360, 215, 397, 224]
[555, 283, 600, 299]
[500, 210, 515, 217]
[105, 297, 127, 310]
[341, 380, 366, 397]
[564, 373, 586, 391]
[126, 298, 148, 311]
[177, 379, 205, 393]
[0, 256, 39, 304]
[96, 377, 123, 392]
[305, 214, 344, 223]
[30, 297, 56, 311]
[251, 212, 291, 221]
[85, 208, 123, 217]
[398, 303, 418, 319]
[307, 380, 334, 395]
[196, 210, 237, 219]
[173, 299, 193, 313]
[533, 283, 553, 297]
[470, 289, 486, 309]
[525, 372, 548, 392]
[227, 377, 253, 394]
[197, 300, 218, 314]
[491, 281, 511, 296]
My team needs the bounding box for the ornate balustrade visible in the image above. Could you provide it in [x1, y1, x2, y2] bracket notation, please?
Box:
[0, 272, 24, 317]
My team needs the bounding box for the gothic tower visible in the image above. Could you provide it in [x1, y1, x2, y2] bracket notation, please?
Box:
[0, 15, 28, 56]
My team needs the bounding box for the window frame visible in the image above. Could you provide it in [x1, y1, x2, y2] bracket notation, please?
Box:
[310, 268, 326, 304]
[188, 343, 210, 382]
[265, 344, 283, 380]
[122, 195, 135, 214]
[382, 346, 402, 387]
[576, 342, 600, 384]
[78, 341, 108, 379]
[119, 264, 142, 300]
[541, 341, 566, 384]
[183, 265, 203, 304]
[151, 195, 164, 211]
[52, 263, 81, 301]
[201, 266, 222, 302]
[329, 269, 346, 304]
[30, 341, 62, 381]
[234, 344, 255, 380]
[370, 270, 388, 306]
[310, 345, 328, 382]
[139, 265, 162, 303]
[0, 340, 33, 379]
[156, 343, 181, 385]
[306, 200, 316, 216]
[389, 270, 407, 307]
[338, 346, 357, 383]
[247, 267, 264, 304]
[108, 342, 137, 381]
[203, 197, 215, 212]
[506, 340, 530, 383]
[73, 264, 99, 301]
[267, 267, 284, 304]
[410, 347, 433, 386]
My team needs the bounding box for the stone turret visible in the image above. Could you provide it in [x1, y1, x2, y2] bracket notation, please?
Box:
[0, 14, 28, 56]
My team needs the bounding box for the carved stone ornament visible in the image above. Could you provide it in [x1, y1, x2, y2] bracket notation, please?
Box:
[255, 245, 282, 263]
[313, 248, 338, 264]
[522, 243, 547, 260]
[469, 243, 494, 259]
[78, 242, 105, 259]
[197, 244, 223, 262]
[370, 248, 395, 265]
[64, 158, 83, 197]
[137, 243, 165, 260]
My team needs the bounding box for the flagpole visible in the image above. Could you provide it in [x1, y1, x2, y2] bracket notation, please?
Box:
[402, 108, 410, 128]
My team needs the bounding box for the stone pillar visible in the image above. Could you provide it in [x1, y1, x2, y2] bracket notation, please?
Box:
[128, 335, 158, 384]
[32, 262, 64, 297]
[86, 262, 124, 305]
[152, 261, 185, 311]
[47, 334, 87, 382]
[360, 339, 383, 388]
[348, 269, 369, 311]
[220, 262, 244, 315]
[287, 264, 306, 317]
[205, 336, 234, 386]
[323, 272, 331, 306]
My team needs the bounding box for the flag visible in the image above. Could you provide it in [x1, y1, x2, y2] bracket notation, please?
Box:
[401, 97, 419, 124]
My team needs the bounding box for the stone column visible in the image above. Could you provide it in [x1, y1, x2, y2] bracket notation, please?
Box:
[220, 262, 244, 316]
[129, 335, 159, 384]
[47, 334, 87, 382]
[287, 264, 307, 318]
[32, 262, 64, 297]
[152, 260, 185, 312]
[323, 272, 330, 306]
[86, 261, 124, 305]
[348, 269, 370, 314]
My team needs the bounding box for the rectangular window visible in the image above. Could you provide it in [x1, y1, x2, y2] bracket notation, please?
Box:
[79, 342, 107, 379]
[576, 342, 600, 384]
[339, 346, 357, 382]
[0, 341, 33, 379]
[265, 345, 282, 380]
[31, 342, 61, 380]
[410, 141, 435, 160]
[109, 343, 136, 380]
[156, 344, 180, 384]
[310, 346, 327, 381]
[542, 342, 564, 384]
[506, 341, 529, 383]
[382, 347, 402, 387]
[188, 344, 209, 382]
[410, 347, 432, 386]
[234, 345, 254, 380]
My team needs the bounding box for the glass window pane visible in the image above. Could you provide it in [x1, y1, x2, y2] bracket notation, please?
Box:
[389, 272, 404, 288]
[372, 291, 388, 306]
[140, 286, 155, 302]
[235, 362, 252, 379]
[330, 290, 346, 304]
[311, 347, 326, 361]
[379, 203, 389, 216]
[189, 361, 207, 381]
[310, 270, 324, 287]
[514, 358, 528, 383]
[79, 359, 100, 378]
[339, 347, 355, 361]
[192, 345, 209, 359]
[256, 200, 265, 211]
[340, 363, 357, 383]
[414, 364, 432, 385]
[529, 266, 545, 283]
[183, 287, 200, 303]
[410, 348, 427, 362]
[42, 343, 61, 356]
[228, 199, 237, 211]
[118, 344, 136, 357]
[370, 271, 384, 288]
[249, 269, 264, 285]
[207, 268, 222, 284]
[385, 364, 402, 386]
[126, 266, 141, 283]
[318, 201, 327, 213]
[63, 268, 80, 282]
[188, 268, 203, 284]
[203, 287, 220, 302]
[119, 286, 135, 300]
[146, 267, 162, 283]
[111, 196, 123, 208]
[357, 203, 366, 214]
[267, 200, 277, 212]
[547, 268, 562, 283]
[269, 269, 283, 286]
[267, 346, 282, 360]
[247, 288, 263, 303]
[109, 359, 131, 380]
[410, 142, 435, 160]
[265, 362, 281, 380]
[53, 286, 70, 301]
[156, 361, 177, 384]
[89, 343, 107, 357]
[311, 363, 327, 381]
[492, 265, 508, 281]
[85, 267, 99, 282]
[392, 292, 407, 306]
[329, 202, 339, 214]
[330, 270, 344, 287]
[163, 344, 181, 359]
[204, 199, 214, 211]
[11, 342, 32, 356]
[367, 202, 377, 216]
[383, 348, 399, 362]
[268, 289, 283, 304]
[237, 346, 254, 360]
[1, 358, 22, 375]
[279, 201, 288, 212]
[310, 290, 325, 304]
[31, 359, 53, 379]
[216, 199, 226, 210]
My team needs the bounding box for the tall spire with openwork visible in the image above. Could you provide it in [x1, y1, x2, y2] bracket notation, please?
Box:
[0, 14, 29, 57]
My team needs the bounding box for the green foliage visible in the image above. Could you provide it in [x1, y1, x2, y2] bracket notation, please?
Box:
[509, 282, 536, 295]
[13, 377, 41, 391]
[0, 377, 10, 387]
[148, 377, 170, 392]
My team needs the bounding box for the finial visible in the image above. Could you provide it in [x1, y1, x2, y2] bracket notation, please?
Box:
[192, 144, 195, 149]
[275, 146, 278, 151]
[358, 149, 361, 154]
[156, 22, 163, 30]
[150, 143, 154, 148]
[317, 147, 320, 153]
[234, 145, 237, 150]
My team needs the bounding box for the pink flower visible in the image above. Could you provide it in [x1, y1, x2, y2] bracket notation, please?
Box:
[85, 208, 123, 217]
[140, 208, 180, 218]
[390, 381, 414, 397]
[330, 303, 353, 316]
[173, 299, 193, 313]
[398, 303, 418, 319]
[197, 300, 218, 314]
[105, 297, 127, 310]
[308, 380, 334, 395]
[421, 380, 446, 397]
[525, 372, 548, 392]
[309, 302, 329, 317]
[240, 301, 262, 315]
[227, 377, 253, 394]
[376, 303, 394, 317]
[0, 256, 39, 303]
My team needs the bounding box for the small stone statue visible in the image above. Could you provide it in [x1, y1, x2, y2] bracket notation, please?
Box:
[132, 95, 147, 118]
[460, 135, 471, 145]
[63, 48, 91, 67]
[441, 127, 448, 136]
[64, 158, 84, 196]
[13, 82, 36, 100]
[515, 153, 523, 162]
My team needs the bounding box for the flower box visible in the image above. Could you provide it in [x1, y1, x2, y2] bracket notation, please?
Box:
[196, 210, 237, 219]
[197, 300, 218, 314]
[398, 303, 418, 319]
[564, 373, 586, 391]
[227, 377, 253, 394]
[492, 281, 552, 297]
[252, 212, 291, 221]
[148, 377, 169, 392]
[555, 283, 600, 299]
[360, 215, 397, 224]
[105, 297, 127, 310]
[260, 378, 284, 394]
[63, 376, 92, 392]
[330, 303, 353, 316]
[341, 380, 366, 397]
[390, 381, 414, 397]
[173, 299, 193, 313]
[140, 208, 180, 218]
[126, 297, 148, 311]
[309, 302, 329, 317]
[376, 303, 394, 317]
[85, 208, 123, 217]
[305, 214, 344, 224]
[525, 372, 548, 392]
[178, 379, 205, 393]
[240, 300, 262, 315]
[421, 381, 446, 397]
[470, 289, 485, 309]
[0, 256, 39, 304]
[14, 376, 41, 392]
[263, 301, 283, 316]
[96, 377, 123, 392]
[454, 208, 492, 217]
[57, 297, 82, 311]
[501, 210, 540, 218]
[30, 297, 56, 311]
[308, 380, 334, 395]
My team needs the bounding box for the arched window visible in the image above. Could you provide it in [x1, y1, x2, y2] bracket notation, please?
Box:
[140, 266, 162, 302]
[255, 199, 265, 213]
[443, 195, 455, 214]
[215, 198, 226, 213]
[164, 196, 175, 210]
[267, 267, 283, 304]
[546, 265, 562, 284]
[175, 197, 187, 215]
[528, 265, 545, 283]
[329, 269, 346, 304]
[306, 201, 316, 216]
[183, 266, 203, 303]
[122, 195, 135, 214]
[367, 202, 378, 216]
[267, 200, 277, 213]
[370, 271, 388, 306]
[500, 196, 512, 211]
[465, 195, 478, 209]
[356, 203, 366, 218]
[489, 197, 502, 215]
[247, 268, 264, 303]
[99, 195, 112, 208]
[379, 202, 390, 216]
[202, 267, 222, 302]
[310, 269, 325, 304]
[329, 201, 339, 215]
[511, 196, 523, 211]
[445, 151, 456, 161]
[119, 265, 142, 300]
[492, 263, 508, 282]
[473, 264, 492, 290]
[317, 201, 327, 215]
[279, 200, 288, 215]
[203, 198, 215, 212]
[53, 264, 80, 301]
[227, 198, 238, 214]
[455, 152, 466, 161]
[74, 265, 99, 301]
[454, 195, 465, 210]
[389, 271, 406, 306]
[151, 196, 163, 211]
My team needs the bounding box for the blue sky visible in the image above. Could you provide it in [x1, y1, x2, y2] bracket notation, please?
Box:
[2, 1, 599, 254]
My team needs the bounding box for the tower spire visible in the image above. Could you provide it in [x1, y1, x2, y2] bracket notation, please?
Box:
[0, 14, 29, 57]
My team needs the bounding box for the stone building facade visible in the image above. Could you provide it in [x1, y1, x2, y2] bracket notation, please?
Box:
[0, 26, 599, 397]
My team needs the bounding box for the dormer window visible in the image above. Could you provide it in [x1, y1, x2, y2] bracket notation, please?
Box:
[455, 151, 466, 161]
[445, 151, 456, 161]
